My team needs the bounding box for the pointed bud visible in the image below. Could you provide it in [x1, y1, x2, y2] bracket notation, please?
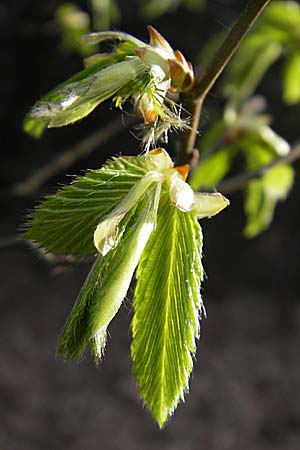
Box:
[147, 25, 174, 54]
[168, 50, 194, 92]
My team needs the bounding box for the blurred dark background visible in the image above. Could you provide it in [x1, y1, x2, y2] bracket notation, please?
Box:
[1, 0, 300, 449]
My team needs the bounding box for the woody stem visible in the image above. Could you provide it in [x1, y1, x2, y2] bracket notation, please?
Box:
[177, 0, 271, 166]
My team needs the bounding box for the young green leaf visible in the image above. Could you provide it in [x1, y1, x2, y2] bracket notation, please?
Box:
[24, 57, 146, 131]
[23, 155, 154, 255]
[283, 51, 300, 105]
[89, 0, 120, 30]
[94, 170, 163, 254]
[244, 163, 294, 238]
[192, 192, 229, 219]
[55, 3, 94, 56]
[189, 147, 233, 190]
[262, 1, 300, 36]
[131, 190, 203, 428]
[224, 38, 282, 103]
[58, 183, 161, 360]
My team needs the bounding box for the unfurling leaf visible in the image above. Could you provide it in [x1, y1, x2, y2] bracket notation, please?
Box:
[24, 148, 229, 426]
[23, 155, 152, 255]
[58, 185, 159, 360]
[23, 26, 194, 145]
[94, 170, 163, 254]
[131, 190, 203, 428]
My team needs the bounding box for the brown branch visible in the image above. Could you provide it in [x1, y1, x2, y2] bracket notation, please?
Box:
[12, 117, 130, 197]
[217, 145, 300, 194]
[177, 0, 271, 165]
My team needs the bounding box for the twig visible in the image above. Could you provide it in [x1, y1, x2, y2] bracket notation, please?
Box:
[217, 145, 300, 194]
[177, 0, 271, 165]
[12, 117, 130, 197]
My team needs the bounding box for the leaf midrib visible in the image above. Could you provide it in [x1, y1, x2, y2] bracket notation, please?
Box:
[157, 204, 177, 423]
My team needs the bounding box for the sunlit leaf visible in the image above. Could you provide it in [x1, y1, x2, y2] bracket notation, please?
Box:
[189, 147, 233, 190]
[23, 155, 155, 255]
[262, 1, 300, 36]
[89, 0, 120, 30]
[283, 51, 300, 105]
[192, 192, 229, 218]
[244, 163, 294, 238]
[224, 38, 282, 101]
[131, 190, 203, 427]
[55, 3, 94, 56]
[58, 186, 160, 360]
[24, 57, 146, 133]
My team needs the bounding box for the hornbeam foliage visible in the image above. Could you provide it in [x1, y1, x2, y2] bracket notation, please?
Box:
[24, 148, 229, 426]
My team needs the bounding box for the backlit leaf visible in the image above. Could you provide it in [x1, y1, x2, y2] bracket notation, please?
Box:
[58, 185, 160, 360]
[23, 155, 155, 255]
[244, 163, 294, 238]
[283, 51, 300, 105]
[189, 147, 233, 190]
[131, 190, 203, 427]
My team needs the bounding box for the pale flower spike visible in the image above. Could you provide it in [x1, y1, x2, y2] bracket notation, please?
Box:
[24, 26, 194, 148]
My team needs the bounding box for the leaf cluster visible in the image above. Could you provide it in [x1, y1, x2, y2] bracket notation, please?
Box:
[191, 1, 298, 237]
[24, 150, 229, 426]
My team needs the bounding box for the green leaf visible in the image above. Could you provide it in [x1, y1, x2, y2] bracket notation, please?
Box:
[93, 170, 163, 253]
[244, 163, 294, 238]
[283, 51, 300, 105]
[90, 0, 121, 30]
[224, 38, 282, 101]
[23, 56, 146, 135]
[192, 192, 229, 218]
[22, 116, 47, 139]
[58, 185, 160, 360]
[262, 1, 300, 36]
[55, 3, 95, 56]
[189, 147, 233, 190]
[131, 190, 203, 428]
[141, 0, 180, 19]
[23, 155, 155, 255]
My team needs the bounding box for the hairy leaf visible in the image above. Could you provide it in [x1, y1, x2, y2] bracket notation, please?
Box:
[58, 186, 160, 360]
[23, 155, 155, 255]
[131, 190, 203, 427]
[23, 56, 146, 135]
